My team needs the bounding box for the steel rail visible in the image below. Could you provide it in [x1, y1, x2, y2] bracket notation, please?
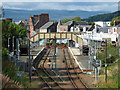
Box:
[63, 49, 78, 90]
[34, 49, 52, 89]
[40, 49, 63, 89]
[66, 49, 90, 89]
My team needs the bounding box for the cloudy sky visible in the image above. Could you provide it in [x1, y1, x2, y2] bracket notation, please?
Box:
[1, 1, 120, 12]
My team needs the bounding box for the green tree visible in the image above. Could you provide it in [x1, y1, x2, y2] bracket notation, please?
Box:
[61, 19, 71, 24]
[71, 17, 82, 21]
[2, 20, 27, 48]
[88, 22, 95, 25]
[110, 16, 120, 26]
[61, 17, 82, 24]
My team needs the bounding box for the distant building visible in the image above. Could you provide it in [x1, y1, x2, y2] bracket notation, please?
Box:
[29, 13, 49, 36]
[94, 21, 111, 27]
[71, 21, 94, 32]
[57, 20, 74, 32]
[16, 19, 29, 28]
[57, 20, 92, 33]
[39, 22, 57, 33]
[97, 27, 119, 35]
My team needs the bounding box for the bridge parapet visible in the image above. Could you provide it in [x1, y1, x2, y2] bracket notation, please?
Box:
[30, 32, 83, 46]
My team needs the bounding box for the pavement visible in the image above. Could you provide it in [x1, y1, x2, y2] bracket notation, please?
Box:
[19, 46, 44, 63]
[69, 47, 93, 73]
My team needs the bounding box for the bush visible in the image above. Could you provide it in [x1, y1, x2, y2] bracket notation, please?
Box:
[2, 61, 28, 88]
[2, 47, 9, 56]
[64, 43, 68, 46]
[46, 42, 50, 46]
[60, 43, 64, 46]
[57, 42, 60, 46]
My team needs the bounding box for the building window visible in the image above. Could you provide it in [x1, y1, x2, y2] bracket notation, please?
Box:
[114, 28, 116, 32]
[64, 28, 66, 31]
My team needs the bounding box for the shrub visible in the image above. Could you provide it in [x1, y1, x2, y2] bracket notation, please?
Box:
[64, 43, 68, 46]
[60, 43, 64, 46]
[2, 47, 9, 56]
[46, 42, 50, 46]
[57, 42, 60, 46]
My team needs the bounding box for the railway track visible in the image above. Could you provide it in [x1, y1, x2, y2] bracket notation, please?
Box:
[35, 49, 52, 89]
[63, 49, 78, 89]
[40, 49, 63, 89]
[33, 47, 90, 89]
[44, 48, 64, 83]
[66, 49, 90, 89]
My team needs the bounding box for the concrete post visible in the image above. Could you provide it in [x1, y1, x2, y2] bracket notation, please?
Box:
[95, 67, 97, 82]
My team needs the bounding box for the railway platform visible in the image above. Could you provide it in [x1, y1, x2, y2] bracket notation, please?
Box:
[69, 47, 93, 73]
[19, 46, 44, 62]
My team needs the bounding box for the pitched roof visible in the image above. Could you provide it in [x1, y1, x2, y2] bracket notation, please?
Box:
[64, 21, 74, 26]
[97, 27, 111, 33]
[32, 17, 39, 25]
[75, 21, 88, 25]
[58, 20, 62, 25]
[40, 22, 53, 29]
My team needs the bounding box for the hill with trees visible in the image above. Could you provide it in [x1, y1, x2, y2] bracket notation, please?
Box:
[84, 11, 120, 22]
[61, 17, 82, 24]
[110, 16, 120, 26]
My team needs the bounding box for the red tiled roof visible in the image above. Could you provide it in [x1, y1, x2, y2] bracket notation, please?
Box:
[40, 13, 49, 15]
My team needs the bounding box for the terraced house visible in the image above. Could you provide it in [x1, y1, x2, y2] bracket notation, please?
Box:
[29, 13, 49, 36]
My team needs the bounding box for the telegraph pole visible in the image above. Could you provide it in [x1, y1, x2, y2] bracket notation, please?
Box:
[88, 35, 91, 70]
[27, 25, 31, 83]
[18, 39, 20, 60]
[105, 40, 107, 83]
[54, 36, 56, 69]
[95, 42, 97, 82]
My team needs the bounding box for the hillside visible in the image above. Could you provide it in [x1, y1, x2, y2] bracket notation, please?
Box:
[4, 9, 109, 22]
[84, 11, 120, 22]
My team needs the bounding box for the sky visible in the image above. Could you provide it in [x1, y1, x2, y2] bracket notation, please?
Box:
[0, 1, 120, 12]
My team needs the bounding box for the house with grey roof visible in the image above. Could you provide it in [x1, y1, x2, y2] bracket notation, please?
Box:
[75, 21, 88, 25]
[97, 27, 112, 33]
[57, 20, 94, 33]
[70, 21, 94, 33]
[39, 22, 57, 33]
